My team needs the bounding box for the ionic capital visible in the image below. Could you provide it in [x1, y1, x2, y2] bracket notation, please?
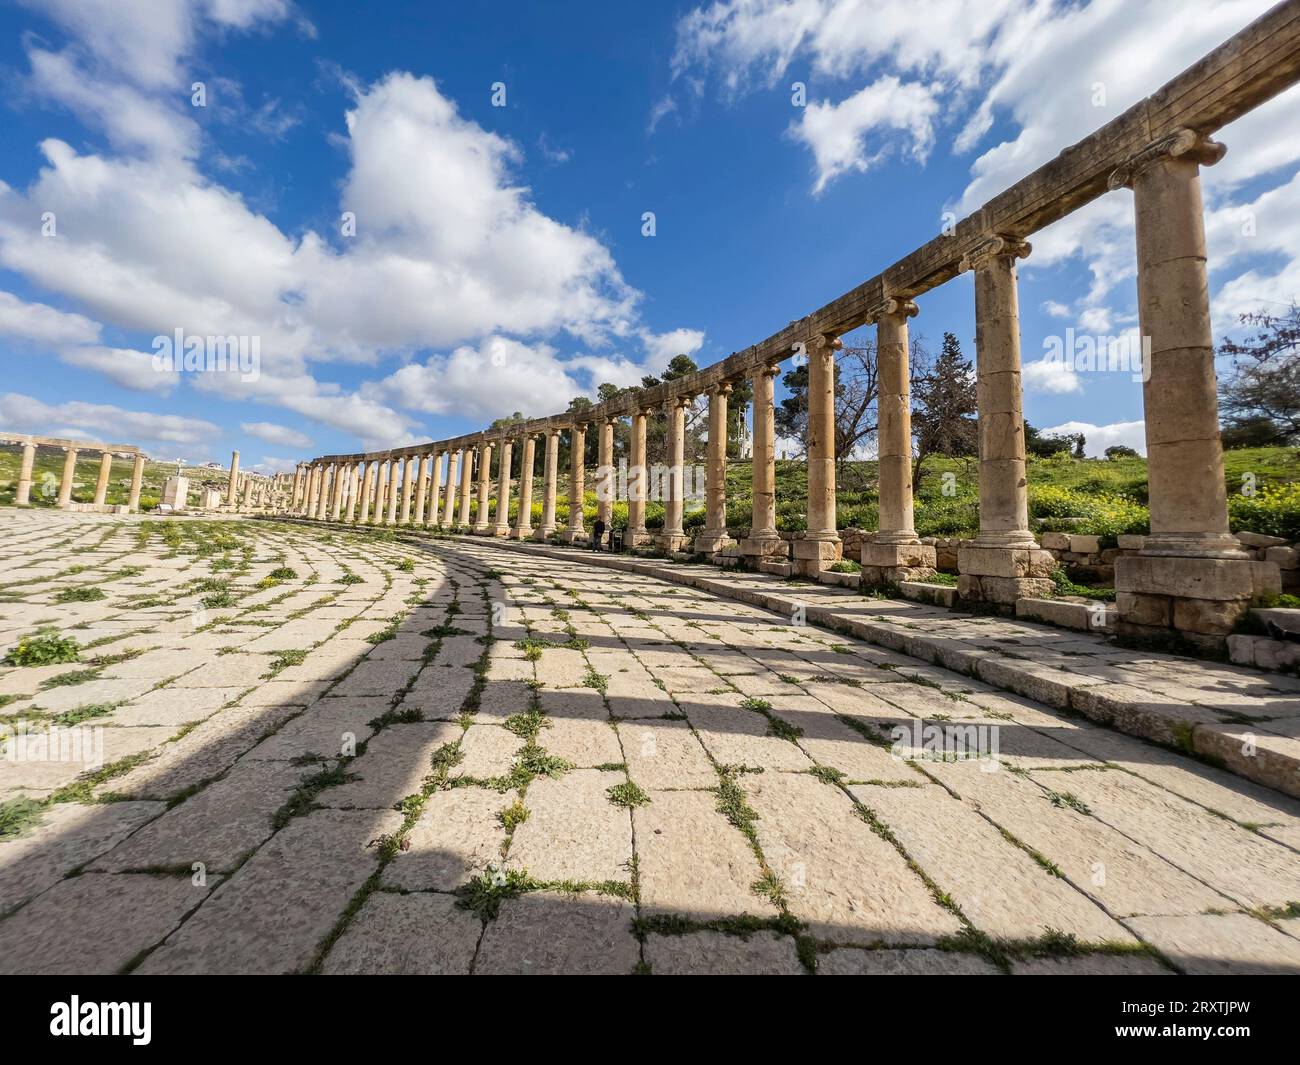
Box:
[878, 297, 919, 321]
[959, 235, 1032, 273]
[806, 333, 843, 356]
[1107, 127, 1226, 191]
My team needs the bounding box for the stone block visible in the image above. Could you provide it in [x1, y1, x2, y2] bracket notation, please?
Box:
[1116, 555, 1262, 601]
[1116, 534, 1146, 550]
[1237, 531, 1289, 548]
[1116, 591, 1171, 628]
[1067, 533, 1102, 554]
[739, 537, 788, 559]
[791, 538, 841, 561]
[958, 545, 1054, 579]
[1040, 532, 1070, 551]
[1264, 546, 1298, 569]
[861, 542, 936, 569]
[1172, 596, 1248, 636]
[1254, 608, 1300, 639]
[959, 574, 1055, 606]
[1015, 597, 1115, 633]
[898, 581, 958, 608]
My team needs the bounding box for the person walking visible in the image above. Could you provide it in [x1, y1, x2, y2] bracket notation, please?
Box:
[591, 517, 606, 552]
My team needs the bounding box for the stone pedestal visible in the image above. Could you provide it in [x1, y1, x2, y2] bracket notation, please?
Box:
[956, 543, 1056, 605]
[162, 475, 189, 511]
[1116, 555, 1280, 646]
[860, 540, 938, 587]
[792, 537, 841, 577]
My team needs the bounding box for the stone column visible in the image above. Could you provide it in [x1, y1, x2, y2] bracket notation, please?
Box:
[398, 455, 415, 525]
[127, 454, 146, 513]
[558, 423, 588, 543]
[442, 451, 459, 526]
[15, 441, 36, 506]
[537, 431, 559, 540]
[244, 476, 256, 510]
[627, 408, 650, 546]
[956, 236, 1054, 605]
[345, 462, 361, 522]
[793, 334, 842, 576]
[386, 459, 401, 526]
[514, 434, 536, 539]
[596, 418, 615, 526]
[93, 451, 113, 506]
[317, 465, 332, 521]
[695, 385, 732, 554]
[473, 443, 493, 533]
[358, 462, 374, 523]
[227, 450, 240, 510]
[412, 454, 428, 526]
[291, 464, 303, 513]
[458, 446, 474, 526]
[374, 462, 389, 525]
[331, 463, 345, 521]
[741, 365, 783, 561]
[862, 300, 936, 585]
[493, 438, 514, 536]
[427, 452, 442, 525]
[57, 447, 78, 506]
[1109, 130, 1277, 643]
[657, 397, 689, 552]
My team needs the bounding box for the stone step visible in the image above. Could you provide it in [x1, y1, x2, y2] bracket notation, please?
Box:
[898, 581, 959, 607]
[1015, 597, 1117, 634]
[757, 560, 791, 577]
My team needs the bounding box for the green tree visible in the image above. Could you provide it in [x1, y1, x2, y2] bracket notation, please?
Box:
[912, 331, 977, 489]
[1217, 304, 1300, 446]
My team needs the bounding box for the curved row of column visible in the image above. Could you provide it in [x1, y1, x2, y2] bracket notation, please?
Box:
[290, 4, 1300, 642]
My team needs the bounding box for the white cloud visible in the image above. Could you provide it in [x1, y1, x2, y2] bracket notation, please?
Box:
[1040, 419, 1146, 458]
[1022, 355, 1082, 395]
[0, 290, 100, 344]
[59, 346, 179, 394]
[0, 391, 220, 454]
[241, 421, 312, 448]
[792, 76, 941, 193]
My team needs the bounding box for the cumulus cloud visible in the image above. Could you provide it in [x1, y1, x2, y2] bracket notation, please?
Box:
[0, 290, 100, 345]
[1040, 418, 1146, 458]
[0, 391, 220, 454]
[241, 421, 312, 448]
[1022, 355, 1082, 395]
[58, 346, 180, 394]
[1, 7, 703, 452]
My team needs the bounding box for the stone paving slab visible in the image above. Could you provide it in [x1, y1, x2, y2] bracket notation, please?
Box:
[320, 892, 482, 975]
[0, 872, 214, 975]
[139, 808, 401, 975]
[4, 513, 1300, 976]
[0, 800, 164, 915]
[645, 931, 805, 975]
[474, 891, 640, 975]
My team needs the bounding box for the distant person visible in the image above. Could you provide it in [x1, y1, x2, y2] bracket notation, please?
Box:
[591, 517, 606, 552]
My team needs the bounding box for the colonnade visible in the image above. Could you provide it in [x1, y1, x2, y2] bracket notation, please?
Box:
[3, 434, 146, 513]
[289, 3, 1300, 643]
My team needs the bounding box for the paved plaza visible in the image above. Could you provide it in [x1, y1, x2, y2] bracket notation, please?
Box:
[2, 510, 1299, 975]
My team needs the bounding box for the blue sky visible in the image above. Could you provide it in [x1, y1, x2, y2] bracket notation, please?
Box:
[0, 0, 1297, 472]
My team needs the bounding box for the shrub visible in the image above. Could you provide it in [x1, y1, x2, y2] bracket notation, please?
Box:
[4, 630, 80, 667]
[268, 566, 297, 580]
[1229, 482, 1300, 541]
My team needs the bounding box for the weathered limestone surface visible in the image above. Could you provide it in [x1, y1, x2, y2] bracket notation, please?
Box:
[4, 511, 1300, 975]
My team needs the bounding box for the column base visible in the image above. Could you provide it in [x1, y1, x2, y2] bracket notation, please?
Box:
[492, 524, 511, 537]
[626, 529, 654, 547]
[739, 536, 787, 561]
[534, 524, 555, 541]
[860, 542, 937, 587]
[693, 532, 735, 555]
[957, 543, 1056, 606]
[1115, 553, 1281, 644]
[556, 527, 586, 544]
[791, 537, 841, 578]
[655, 532, 691, 553]
[512, 525, 533, 540]
[471, 522, 491, 534]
